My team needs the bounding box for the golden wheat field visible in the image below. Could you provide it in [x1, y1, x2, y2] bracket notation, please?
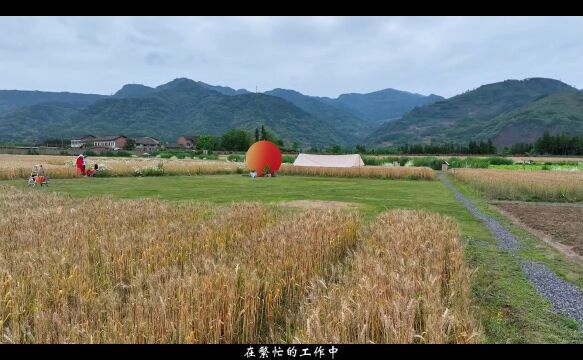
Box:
[0, 186, 479, 343]
[508, 156, 583, 163]
[279, 164, 435, 180]
[0, 154, 435, 180]
[452, 168, 583, 202]
[0, 154, 240, 180]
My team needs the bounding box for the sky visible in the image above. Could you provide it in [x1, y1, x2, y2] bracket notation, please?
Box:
[1, 16, 582, 98]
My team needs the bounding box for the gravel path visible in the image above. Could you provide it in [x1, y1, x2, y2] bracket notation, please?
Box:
[438, 173, 520, 251]
[521, 261, 583, 326]
[438, 172, 583, 330]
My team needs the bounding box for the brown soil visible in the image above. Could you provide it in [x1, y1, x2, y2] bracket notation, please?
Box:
[492, 201, 583, 265]
[279, 200, 362, 210]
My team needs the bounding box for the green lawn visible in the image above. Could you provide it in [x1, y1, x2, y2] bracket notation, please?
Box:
[4, 173, 583, 343]
[18, 175, 483, 233]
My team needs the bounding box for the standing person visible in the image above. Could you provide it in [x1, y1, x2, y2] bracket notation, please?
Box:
[76, 154, 85, 176]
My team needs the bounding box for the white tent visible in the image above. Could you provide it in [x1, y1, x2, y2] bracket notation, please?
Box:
[293, 153, 365, 168]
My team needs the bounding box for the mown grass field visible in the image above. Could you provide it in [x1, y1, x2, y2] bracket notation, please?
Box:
[2, 171, 583, 343]
[14, 175, 454, 220]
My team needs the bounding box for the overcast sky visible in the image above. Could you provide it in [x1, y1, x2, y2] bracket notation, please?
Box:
[1, 16, 582, 98]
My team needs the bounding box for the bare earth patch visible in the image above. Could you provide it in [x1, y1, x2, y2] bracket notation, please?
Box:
[492, 201, 583, 265]
[279, 200, 362, 210]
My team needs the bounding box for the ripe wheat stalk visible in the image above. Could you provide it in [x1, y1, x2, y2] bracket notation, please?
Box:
[0, 186, 478, 343]
[452, 168, 583, 202]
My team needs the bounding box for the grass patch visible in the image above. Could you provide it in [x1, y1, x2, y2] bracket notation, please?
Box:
[10, 175, 452, 219]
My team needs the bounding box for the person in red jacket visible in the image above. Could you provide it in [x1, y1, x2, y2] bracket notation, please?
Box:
[76, 154, 85, 176]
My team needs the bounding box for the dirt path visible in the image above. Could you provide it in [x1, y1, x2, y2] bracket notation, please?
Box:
[438, 173, 583, 330]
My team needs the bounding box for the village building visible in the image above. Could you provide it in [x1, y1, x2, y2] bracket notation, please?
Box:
[70, 135, 96, 148]
[135, 137, 161, 152]
[177, 135, 199, 149]
[91, 135, 128, 150]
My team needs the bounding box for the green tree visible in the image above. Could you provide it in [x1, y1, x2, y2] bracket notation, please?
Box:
[355, 144, 366, 153]
[257, 125, 282, 145]
[123, 138, 136, 150]
[197, 135, 221, 150]
[221, 129, 252, 151]
[487, 139, 496, 154]
[535, 131, 553, 154]
[255, 128, 260, 142]
[327, 144, 342, 154]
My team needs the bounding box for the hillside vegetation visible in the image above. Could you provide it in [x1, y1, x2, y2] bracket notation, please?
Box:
[367, 78, 579, 147]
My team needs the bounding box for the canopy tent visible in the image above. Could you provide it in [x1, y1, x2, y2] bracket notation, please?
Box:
[293, 153, 364, 168]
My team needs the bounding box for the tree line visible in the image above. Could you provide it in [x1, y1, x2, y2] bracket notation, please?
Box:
[34, 131, 583, 155]
[36, 126, 291, 153]
[507, 132, 583, 156]
[396, 139, 496, 155]
[195, 125, 290, 152]
[311, 139, 498, 155]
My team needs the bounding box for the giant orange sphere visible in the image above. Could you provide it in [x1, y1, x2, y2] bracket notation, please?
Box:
[246, 140, 282, 177]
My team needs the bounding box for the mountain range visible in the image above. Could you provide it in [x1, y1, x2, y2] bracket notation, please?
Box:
[0, 77, 582, 148]
[366, 78, 582, 148]
[0, 78, 440, 146]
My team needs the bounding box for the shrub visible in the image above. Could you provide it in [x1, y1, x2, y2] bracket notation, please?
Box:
[282, 155, 297, 164]
[134, 163, 165, 177]
[196, 154, 219, 160]
[487, 157, 513, 165]
[227, 154, 245, 162]
[116, 150, 132, 157]
[412, 157, 442, 170]
[363, 156, 384, 166]
[363, 156, 411, 167]
[93, 169, 113, 177]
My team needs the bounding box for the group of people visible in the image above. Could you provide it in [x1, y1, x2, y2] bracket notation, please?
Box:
[76, 154, 99, 177]
[28, 165, 47, 187]
[248, 169, 273, 178]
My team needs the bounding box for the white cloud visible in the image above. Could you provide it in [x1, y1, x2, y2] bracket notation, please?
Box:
[0, 16, 581, 97]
